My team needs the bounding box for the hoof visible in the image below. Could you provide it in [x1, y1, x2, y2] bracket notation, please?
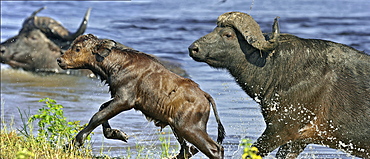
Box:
[114, 129, 129, 142]
[104, 128, 129, 142]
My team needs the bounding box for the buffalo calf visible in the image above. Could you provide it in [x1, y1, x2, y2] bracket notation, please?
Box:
[57, 34, 225, 159]
[189, 12, 370, 158]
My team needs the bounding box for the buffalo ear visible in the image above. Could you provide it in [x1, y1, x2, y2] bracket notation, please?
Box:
[244, 17, 279, 67]
[239, 38, 269, 67]
[244, 49, 269, 67]
[93, 39, 116, 58]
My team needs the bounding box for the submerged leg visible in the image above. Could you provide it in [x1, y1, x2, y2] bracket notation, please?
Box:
[276, 141, 307, 159]
[252, 126, 297, 157]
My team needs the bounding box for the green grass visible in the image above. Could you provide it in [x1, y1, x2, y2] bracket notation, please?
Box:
[1, 98, 94, 159]
[1, 122, 94, 159]
[0, 98, 176, 159]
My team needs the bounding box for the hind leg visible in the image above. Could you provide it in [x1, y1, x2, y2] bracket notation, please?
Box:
[99, 100, 128, 142]
[175, 127, 224, 159]
[171, 128, 199, 159]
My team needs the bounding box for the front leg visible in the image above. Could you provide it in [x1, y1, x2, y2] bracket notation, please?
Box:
[276, 141, 307, 159]
[252, 124, 298, 157]
[73, 99, 133, 147]
[99, 100, 128, 142]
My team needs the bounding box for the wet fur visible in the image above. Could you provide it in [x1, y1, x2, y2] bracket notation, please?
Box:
[189, 12, 370, 158]
[59, 34, 226, 159]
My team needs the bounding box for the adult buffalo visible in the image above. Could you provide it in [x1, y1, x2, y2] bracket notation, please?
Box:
[189, 11, 370, 158]
[1, 7, 187, 77]
[0, 7, 91, 75]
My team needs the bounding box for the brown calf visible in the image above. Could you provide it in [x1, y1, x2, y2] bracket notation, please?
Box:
[57, 34, 225, 159]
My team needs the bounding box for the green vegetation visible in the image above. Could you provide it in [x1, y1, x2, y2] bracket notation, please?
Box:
[158, 131, 177, 158]
[1, 98, 93, 159]
[27, 98, 90, 144]
[0, 98, 177, 159]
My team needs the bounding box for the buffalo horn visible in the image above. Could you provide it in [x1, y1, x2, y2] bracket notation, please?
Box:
[63, 7, 92, 41]
[21, 7, 91, 41]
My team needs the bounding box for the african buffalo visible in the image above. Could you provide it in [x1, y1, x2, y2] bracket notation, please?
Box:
[57, 34, 225, 159]
[189, 12, 370, 158]
[1, 7, 187, 77]
[0, 7, 92, 75]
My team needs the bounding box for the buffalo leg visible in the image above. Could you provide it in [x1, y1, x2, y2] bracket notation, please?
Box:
[252, 123, 302, 157]
[73, 99, 133, 147]
[99, 100, 128, 142]
[171, 128, 199, 159]
[276, 141, 307, 159]
[177, 127, 224, 159]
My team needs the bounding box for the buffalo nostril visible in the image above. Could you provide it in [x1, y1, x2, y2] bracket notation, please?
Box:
[0, 46, 6, 54]
[188, 43, 199, 54]
[56, 58, 62, 64]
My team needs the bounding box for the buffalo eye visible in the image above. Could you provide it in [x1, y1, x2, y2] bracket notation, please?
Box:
[223, 32, 234, 39]
[75, 47, 80, 52]
[29, 35, 38, 41]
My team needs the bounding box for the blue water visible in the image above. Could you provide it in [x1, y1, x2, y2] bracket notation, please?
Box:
[1, 0, 369, 158]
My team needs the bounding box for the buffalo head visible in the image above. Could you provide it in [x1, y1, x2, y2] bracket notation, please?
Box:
[0, 7, 91, 74]
[189, 11, 279, 67]
[0, 29, 62, 72]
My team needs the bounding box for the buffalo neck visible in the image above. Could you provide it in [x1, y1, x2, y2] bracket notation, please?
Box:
[226, 54, 278, 106]
[88, 50, 137, 85]
[87, 49, 162, 96]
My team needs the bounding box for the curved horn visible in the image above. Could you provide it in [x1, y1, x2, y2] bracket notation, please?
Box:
[30, 7, 46, 17]
[217, 12, 279, 51]
[19, 7, 46, 33]
[21, 8, 92, 41]
[63, 8, 92, 41]
[271, 16, 280, 41]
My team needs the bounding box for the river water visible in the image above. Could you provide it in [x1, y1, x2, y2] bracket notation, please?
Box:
[1, 0, 369, 158]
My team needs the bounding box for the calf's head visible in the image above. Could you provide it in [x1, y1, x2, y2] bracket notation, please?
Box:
[189, 12, 279, 67]
[57, 34, 116, 69]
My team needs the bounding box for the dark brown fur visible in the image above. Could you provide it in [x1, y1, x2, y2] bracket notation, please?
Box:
[58, 34, 225, 159]
[189, 11, 370, 159]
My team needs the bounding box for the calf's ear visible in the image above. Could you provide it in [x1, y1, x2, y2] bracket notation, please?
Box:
[94, 40, 116, 58]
